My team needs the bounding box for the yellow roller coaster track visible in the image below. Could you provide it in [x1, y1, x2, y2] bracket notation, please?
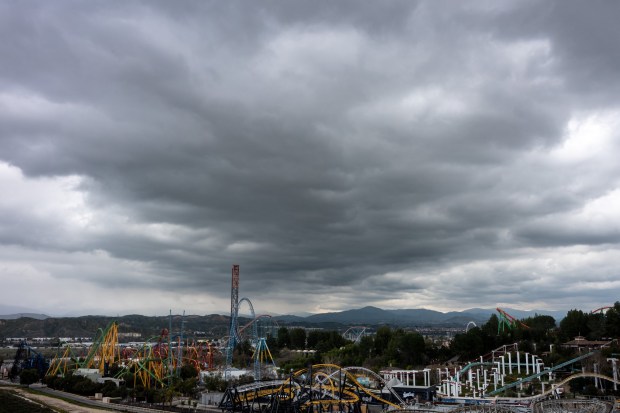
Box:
[230, 364, 403, 409]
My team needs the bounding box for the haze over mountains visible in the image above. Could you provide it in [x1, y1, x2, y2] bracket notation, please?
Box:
[0, 305, 567, 336]
[273, 306, 566, 326]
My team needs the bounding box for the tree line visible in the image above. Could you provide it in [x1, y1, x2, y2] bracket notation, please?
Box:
[230, 303, 620, 376]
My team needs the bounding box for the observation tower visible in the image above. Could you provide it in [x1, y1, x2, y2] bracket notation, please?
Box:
[225, 264, 240, 375]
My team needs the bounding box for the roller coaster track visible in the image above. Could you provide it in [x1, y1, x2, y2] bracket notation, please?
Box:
[533, 398, 614, 413]
[485, 352, 596, 396]
[448, 353, 508, 382]
[294, 364, 405, 408]
[536, 372, 620, 399]
[238, 314, 280, 339]
[46, 345, 80, 377]
[448, 406, 522, 413]
[451, 344, 519, 381]
[117, 336, 169, 388]
[451, 361, 497, 379]
[221, 366, 620, 413]
[476, 372, 619, 403]
[343, 327, 367, 344]
[430, 397, 615, 413]
[434, 373, 619, 413]
[342, 366, 407, 405]
[79, 321, 119, 374]
[220, 364, 407, 412]
[465, 322, 477, 333]
[235, 380, 287, 393]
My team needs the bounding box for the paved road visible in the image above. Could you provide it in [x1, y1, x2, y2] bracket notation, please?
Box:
[2, 385, 109, 412]
[2, 381, 221, 413]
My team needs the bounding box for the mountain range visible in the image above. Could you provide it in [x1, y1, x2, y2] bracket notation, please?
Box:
[0, 313, 50, 320]
[273, 306, 566, 327]
[0, 306, 567, 338]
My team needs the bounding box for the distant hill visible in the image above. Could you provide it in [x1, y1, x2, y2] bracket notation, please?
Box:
[275, 306, 565, 327]
[0, 314, 233, 340]
[293, 306, 491, 326]
[0, 304, 50, 320]
[0, 313, 50, 320]
[272, 314, 307, 323]
[0, 307, 567, 340]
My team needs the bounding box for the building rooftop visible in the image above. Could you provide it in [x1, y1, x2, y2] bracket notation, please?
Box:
[561, 336, 615, 349]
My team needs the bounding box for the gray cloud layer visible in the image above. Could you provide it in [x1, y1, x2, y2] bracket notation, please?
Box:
[1, 1, 619, 316]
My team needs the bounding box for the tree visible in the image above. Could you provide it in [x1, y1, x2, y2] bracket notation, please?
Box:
[523, 315, 556, 332]
[587, 313, 606, 340]
[307, 330, 348, 353]
[101, 380, 119, 396]
[373, 326, 392, 357]
[357, 335, 374, 363]
[521, 315, 557, 343]
[337, 343, 363, 367]
[177, 377, 198, 397]
[235, 339, 253, 368]
[450, 328, 485, 361]
[180, 363, 198, 380]
[266, 334, 279, 356]
[398, 331, 426, 366]
[19, 368, 40, 385]
[203, 374, 227, 392]
[482, 314, 499, 337]
[289, 328, 307, 349]
[162, 386, 178, 407]
[604, 302, 620, 338]
[560, 309, 589, 340]
[277, 327, 290, 348]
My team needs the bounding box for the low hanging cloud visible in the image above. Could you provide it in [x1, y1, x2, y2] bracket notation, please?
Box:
[1, 1, 619, 317]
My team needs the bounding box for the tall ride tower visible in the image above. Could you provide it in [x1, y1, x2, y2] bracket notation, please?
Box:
[225, 264, 240, 374]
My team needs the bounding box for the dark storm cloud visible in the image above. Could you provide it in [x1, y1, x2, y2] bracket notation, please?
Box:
[1, 1, 619, 315]
[486, 0, 620, 106]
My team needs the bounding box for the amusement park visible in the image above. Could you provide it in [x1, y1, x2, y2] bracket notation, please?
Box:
[2, 265, 620, 413]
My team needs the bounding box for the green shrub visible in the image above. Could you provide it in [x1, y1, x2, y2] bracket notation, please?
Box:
[19, 368, 40, 385]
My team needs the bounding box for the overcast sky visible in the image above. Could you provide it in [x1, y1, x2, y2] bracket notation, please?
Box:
[1, 1, 619, 317]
